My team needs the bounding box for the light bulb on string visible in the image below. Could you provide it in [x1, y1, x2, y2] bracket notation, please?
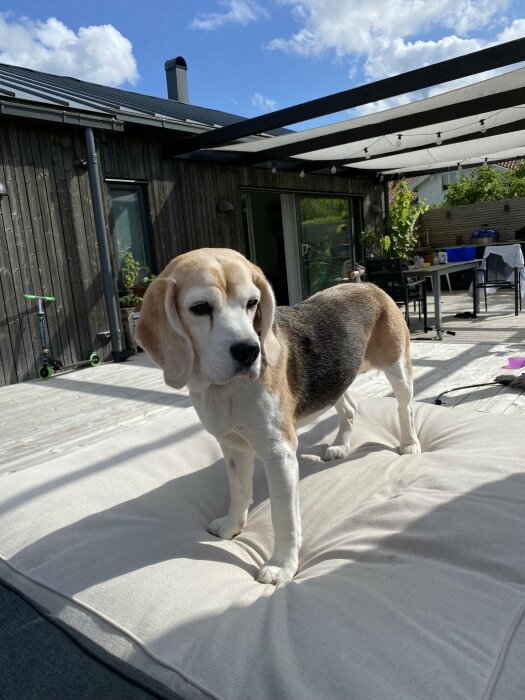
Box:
[457, 162, 463, 174]
[364, 148, 370, 159]
[271, 163, 277, 174]
[331, 164, 337, 174]
[436, 132, 442, 146]
[395, 134, 402, 148]
[299, 168, 305, 178]
[480, 120, 487, 134]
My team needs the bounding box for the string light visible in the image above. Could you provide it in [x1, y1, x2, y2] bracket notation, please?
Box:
[331, 164, 337, 174]
[364, 148, 371, 159]
[480, 119, 487, 133]
[395, 134, 402, 148]
[436, 132, 442, 145]
[379, 173, 384, 182]
[457, 162, 463, 173]
[299, 168, 305, 178]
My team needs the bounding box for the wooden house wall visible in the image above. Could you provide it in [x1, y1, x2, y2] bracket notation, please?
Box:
[0, 119, 380, 386]
[98, 125, 383, 271]
[0, 118, 107, 387]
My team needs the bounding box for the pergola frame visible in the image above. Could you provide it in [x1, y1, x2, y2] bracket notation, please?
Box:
[166, 37, 525, 180]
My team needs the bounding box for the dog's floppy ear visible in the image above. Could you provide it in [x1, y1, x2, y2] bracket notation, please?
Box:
[251, 264, 281, 366]
[135, 277, 194, 389]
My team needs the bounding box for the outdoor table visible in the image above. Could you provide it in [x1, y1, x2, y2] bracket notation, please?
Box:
[403, 260, 481, 329]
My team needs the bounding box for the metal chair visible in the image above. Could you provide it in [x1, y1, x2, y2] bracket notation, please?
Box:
[473, 244, 524, 316]
[366, 258, 427, 328]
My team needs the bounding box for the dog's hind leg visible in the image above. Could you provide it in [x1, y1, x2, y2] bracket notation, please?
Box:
[383, 354, 421, 455]
[323, 389, 358, 461]
[207, 444, 254, 540]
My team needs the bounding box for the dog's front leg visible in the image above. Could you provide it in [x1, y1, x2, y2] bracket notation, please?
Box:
[257, 445, 302, 585]
[207, 444, 254, 540]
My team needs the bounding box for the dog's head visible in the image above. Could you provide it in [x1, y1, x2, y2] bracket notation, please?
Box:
[135, 248, 281, 390]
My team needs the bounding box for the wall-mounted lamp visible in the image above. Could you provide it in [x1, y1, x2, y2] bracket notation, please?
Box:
[216, 199, 234, 212]
[0, 181, 8, 197]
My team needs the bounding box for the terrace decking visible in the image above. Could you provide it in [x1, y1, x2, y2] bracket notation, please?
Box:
[1, 289, 524, 477]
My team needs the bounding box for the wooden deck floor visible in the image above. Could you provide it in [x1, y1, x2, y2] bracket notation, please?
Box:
[410, 288, 525, 344]
[1, 292, 524, 475]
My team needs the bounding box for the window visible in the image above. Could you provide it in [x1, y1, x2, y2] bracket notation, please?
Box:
[107, 184, 153, 288]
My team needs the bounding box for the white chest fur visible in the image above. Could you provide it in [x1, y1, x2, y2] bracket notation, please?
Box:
[190, 379, 283, 456]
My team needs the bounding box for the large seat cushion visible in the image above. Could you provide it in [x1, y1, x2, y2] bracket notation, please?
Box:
[1, 397, 525, 700]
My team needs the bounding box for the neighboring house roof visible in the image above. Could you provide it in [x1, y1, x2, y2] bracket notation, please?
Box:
[388, 176, 420, 204]
[411, 159, 519, 191]
[0, 62, 290, 136]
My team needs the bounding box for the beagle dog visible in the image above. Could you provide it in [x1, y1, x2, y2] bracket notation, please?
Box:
[136, 248, 420, 585]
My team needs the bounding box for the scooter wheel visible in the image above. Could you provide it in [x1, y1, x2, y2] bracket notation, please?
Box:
[39, 365, 54, 380]
[89, 352, 101, 367]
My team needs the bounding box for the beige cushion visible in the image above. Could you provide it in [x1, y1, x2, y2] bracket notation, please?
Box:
[1, 397, 525, 700]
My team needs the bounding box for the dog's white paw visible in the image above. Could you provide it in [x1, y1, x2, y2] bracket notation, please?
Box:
[207, 516, 245, 540]
[256, 559, 298, 585]
[323, 444, 350, 461]
[400, 441, 421, 455]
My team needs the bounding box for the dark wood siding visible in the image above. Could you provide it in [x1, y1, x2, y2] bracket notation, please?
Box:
[0, 119, 108, 385]
[0, 119, 380, 386]
[99, 126, 383, 269]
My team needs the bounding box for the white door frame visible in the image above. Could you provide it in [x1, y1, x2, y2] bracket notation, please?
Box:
[280, 193, 303, 305]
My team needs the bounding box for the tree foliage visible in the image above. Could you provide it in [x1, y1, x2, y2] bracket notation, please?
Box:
[441, 162, 525, 206]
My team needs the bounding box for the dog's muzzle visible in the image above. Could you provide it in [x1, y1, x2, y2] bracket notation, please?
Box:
[230, 341, 260, 368]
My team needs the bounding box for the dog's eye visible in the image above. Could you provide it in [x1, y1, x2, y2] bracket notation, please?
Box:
[246, 298, 258, 311]
[190, 302, 212, 316]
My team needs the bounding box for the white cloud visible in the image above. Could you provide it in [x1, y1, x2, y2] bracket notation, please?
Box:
[252, 92, 277, 112]
[497, 17, 525, 42]
[191, 0, 268, 31]
[364, 35, 485, 81]
[0, 15, 138, 86]
[268, 0, 509, 59]
[268, 0, 525, 114]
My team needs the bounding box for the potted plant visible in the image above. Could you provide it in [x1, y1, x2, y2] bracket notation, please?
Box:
[133, 270, 157, 299]
[119, 247, 141, 292]
[118, 248, 143, 351]
[361, 227, 390, 258]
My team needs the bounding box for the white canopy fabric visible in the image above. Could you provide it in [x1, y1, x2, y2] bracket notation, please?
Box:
[212, 67, 525, 176]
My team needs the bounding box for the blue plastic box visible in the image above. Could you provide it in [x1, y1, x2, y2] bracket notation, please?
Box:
[445, 246, 476, 262]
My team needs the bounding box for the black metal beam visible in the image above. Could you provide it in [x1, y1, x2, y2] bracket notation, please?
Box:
[177, 148, 375, 178]
[228, 86, 525, 166]
[299, 116, 525, 173]
[167, 38, 525, 157]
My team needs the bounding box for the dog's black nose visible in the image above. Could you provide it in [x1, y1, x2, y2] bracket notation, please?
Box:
[230, 341, 260, 367]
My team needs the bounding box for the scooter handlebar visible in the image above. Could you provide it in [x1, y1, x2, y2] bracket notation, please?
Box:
[23, 293, 56, 302]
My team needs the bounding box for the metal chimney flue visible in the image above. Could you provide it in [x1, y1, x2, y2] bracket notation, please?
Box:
[165, 56, 189, 103]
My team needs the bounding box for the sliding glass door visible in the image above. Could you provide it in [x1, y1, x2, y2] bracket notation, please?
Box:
[298, 196, 358, 297]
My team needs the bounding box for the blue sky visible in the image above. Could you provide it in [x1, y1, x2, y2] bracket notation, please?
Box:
[2, 1, 525, 128]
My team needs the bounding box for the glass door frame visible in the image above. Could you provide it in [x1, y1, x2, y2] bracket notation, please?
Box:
[241, 187, 364, 306]
[295, 193, 363, 300]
